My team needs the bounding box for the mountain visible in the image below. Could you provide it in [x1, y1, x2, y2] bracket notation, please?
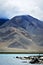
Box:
[0, 18, 9, 26]
[1, 15, 43, 28]
[0, 15, 43, 52]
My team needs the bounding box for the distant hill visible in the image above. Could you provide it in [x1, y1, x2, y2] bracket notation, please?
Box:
[0, 15, 43, 52]
[0, 19, 9, 26]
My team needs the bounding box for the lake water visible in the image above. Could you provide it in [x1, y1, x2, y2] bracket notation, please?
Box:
[0, 54, 43, 65]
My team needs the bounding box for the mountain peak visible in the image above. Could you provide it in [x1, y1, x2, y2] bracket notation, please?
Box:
[9, 15, 43, 29]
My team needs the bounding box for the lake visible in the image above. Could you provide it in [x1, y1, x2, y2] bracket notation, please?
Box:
[0, 54, 43, 65]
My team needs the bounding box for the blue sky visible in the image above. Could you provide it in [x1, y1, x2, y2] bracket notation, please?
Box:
[0, 0, 43, 20]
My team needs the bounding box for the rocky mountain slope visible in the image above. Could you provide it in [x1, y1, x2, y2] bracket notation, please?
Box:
[0, 15, 43, 52]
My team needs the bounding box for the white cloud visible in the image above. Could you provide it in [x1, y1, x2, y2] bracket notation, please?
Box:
[0, 0, 43, 20]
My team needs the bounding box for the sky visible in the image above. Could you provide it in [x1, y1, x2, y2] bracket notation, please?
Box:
[0, 0, 43, 20]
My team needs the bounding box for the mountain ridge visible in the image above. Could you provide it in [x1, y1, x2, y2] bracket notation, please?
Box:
[0, 15, 43, 28]
[0, 18, 9, 26]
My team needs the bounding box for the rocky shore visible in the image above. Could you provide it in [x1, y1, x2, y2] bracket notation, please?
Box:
[16, 55, 43, 64]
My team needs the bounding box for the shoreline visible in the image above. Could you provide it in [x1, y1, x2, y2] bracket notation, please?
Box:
[0, 52, 43, 54]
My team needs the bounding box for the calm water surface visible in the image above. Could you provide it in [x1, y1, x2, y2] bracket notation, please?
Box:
[0, 54, 43, 65]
